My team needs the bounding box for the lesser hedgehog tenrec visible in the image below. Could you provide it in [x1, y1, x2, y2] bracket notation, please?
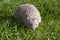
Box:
[14, 4, 41, 30]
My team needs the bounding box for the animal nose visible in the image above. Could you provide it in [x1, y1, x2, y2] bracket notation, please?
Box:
[32, 26, 36, 30]
[32, 24, 38, 29]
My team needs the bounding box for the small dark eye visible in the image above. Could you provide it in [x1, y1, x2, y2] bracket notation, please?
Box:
[22, 10, 25, 13]
[29, 23, 32, 26]
[23, 11, 26, 13]
[35, 24, 37, 25]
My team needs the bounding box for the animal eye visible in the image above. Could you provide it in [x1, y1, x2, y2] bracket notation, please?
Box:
[29, 23, 32, 26]
[32, 18, 35, 21]
[22, 10, 26, 13]
[35, 24, 37, 25]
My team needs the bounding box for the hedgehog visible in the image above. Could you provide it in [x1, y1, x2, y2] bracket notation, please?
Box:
[14, 4, 41, 30]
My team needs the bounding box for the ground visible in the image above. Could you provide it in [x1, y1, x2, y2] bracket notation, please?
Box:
[0, 0, 60, 40]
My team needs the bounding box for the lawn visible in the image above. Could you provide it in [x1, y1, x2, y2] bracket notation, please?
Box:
[0, 0, 60, 40]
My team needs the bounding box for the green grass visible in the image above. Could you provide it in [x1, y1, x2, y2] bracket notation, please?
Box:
[0, 0, 60, 40]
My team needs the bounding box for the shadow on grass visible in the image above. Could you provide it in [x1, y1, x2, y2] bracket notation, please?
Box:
[0, 15, 30, 32]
